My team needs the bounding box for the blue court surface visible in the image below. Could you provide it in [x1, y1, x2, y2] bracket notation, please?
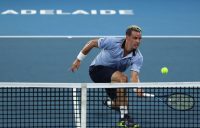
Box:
[0, 0, 200, 128]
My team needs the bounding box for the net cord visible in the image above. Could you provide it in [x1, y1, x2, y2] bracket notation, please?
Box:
[0, 82, 200, 88]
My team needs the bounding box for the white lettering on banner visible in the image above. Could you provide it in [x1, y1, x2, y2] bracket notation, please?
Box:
[1, 10, 18, 15]
[91, 10, 97, 15]
[40, 10, 54, 15]
[21, 10, 36, 15]
[119, 10, 134, 15]
[57, 10, 71, 15]
[0, 9, 134, 15]
[100, 10, 116, 15]
[72, 10, 89, 15]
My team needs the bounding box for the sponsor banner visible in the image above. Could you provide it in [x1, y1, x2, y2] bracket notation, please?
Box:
[0, 9, 134, 15]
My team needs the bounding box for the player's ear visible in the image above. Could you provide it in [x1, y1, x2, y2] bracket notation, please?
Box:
[125, 34, 130, 40]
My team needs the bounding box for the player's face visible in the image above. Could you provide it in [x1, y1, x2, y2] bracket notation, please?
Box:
[126, 31, 142, 51]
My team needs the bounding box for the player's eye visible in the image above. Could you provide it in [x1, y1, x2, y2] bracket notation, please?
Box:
[133, 37, 142, 40]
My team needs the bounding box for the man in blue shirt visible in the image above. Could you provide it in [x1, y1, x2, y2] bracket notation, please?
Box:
[71, 25, 143, 128]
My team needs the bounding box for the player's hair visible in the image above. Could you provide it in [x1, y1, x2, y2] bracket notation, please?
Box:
[126, 25, 142, 36]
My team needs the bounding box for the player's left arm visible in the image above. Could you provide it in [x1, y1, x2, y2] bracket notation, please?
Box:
[131, 71, 144, 97]
[130, 53, 143, 96]
[131, 71, 140, 82]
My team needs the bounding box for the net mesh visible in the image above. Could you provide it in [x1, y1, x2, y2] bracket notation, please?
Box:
[0, 85, 81, 128]
[87, 87, 199, 128]
[0, 82, 199, 128]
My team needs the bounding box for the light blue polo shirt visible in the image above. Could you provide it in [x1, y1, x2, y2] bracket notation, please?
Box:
[90, 37, 143, 73]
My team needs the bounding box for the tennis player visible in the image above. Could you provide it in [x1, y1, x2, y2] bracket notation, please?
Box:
[70, 25, 143, 128]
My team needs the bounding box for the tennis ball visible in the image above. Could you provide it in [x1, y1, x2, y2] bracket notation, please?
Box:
[161, 67, 168, 75]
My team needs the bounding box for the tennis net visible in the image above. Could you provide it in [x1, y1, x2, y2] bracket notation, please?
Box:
[0, 82, 199, 128]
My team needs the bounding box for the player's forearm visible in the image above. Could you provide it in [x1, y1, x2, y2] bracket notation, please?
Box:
[130, 71, 140, 83]
[131, 78, 139, 83]
[81, 39, 98, 55]
[76, 39, 98, 61]
[131, 71, 144, 97]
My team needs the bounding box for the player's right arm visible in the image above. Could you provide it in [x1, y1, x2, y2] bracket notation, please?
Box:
[70, 39, 98, 72]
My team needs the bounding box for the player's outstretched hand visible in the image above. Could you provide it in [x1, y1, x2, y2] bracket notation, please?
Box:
[70, 59, 81, 72]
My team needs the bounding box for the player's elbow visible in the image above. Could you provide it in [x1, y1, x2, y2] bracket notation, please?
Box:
[89, 39, 98, 48]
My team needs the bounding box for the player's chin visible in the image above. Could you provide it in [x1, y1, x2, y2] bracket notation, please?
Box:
[133, 46, 138, 49]
[133, 44, 139, 49]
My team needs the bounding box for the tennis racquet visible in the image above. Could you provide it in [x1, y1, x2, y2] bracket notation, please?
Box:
[143, 92, 195, 111]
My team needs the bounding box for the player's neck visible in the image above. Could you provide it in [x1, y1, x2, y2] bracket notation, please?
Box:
[124, 45, 136, 57]
[123, 40, 134, 57]
[123, 48, 129, 57]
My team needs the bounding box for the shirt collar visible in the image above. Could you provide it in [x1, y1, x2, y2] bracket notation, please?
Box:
[121, 38, 136, 58]
[122, 52, 133, 59]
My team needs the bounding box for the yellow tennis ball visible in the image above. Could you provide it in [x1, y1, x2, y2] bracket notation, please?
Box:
[161, 67, 168, 75]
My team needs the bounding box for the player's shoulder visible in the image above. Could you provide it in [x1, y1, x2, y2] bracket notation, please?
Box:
[131, 49, 143, 66]
[136, 49, 142, 55]
[136, 49, 143, 60]
[98, 37, 124, 48]
[101, 37, 124, 43]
